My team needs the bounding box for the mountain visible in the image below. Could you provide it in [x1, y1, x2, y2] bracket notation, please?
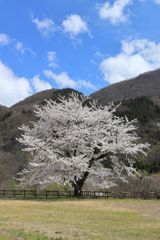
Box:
[90, 69, 160, 106]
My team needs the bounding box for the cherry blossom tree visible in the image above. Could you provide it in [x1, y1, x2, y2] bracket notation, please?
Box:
[16, 92, 149, 197]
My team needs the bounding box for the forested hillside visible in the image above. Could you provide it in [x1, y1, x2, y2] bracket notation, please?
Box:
[115, 96, 160, 173]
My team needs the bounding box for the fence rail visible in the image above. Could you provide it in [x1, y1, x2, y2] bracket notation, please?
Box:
[0, 190, 160, 199]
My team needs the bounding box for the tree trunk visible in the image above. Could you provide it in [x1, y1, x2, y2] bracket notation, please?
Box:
[73, 171, 90, 197]
[74, 182, 83, 197]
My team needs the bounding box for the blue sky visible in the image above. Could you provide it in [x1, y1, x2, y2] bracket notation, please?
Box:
[0, 0, 160, 107]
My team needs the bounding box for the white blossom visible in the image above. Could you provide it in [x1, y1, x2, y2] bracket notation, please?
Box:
[15, 92, 149, 196]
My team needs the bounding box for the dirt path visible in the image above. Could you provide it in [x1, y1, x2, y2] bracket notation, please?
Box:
[0, 230, 26, 240]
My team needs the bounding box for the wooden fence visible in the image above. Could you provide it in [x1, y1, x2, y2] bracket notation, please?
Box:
[0, 190, 160, 199]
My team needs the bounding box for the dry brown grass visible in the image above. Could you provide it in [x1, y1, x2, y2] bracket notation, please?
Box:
[0, 198, 160, 240]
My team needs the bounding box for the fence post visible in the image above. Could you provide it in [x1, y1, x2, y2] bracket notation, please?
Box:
[14, 190, 16, 197]
[3, 190, 5, 196]
[46, 190, 48, 198]
[34, 190, 37, 197]
[24, 190, 26, 197]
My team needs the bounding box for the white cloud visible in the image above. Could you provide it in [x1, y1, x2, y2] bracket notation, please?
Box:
[44, 70, 77, 88]
[95, 51, 105, 58]
[0, 61, 53, 107]
[96, 0, 132, 24]
[47, 51, 56, 62]
[99, 39, 160, 84]
[15, 41, 35, 55]
[43, 70, 96, 90]
[47, 51, 58, 68]
[32, 17, 55, 36]
[0, 33, 10, 45]
[0, 61, 32, 107]
[32, 75, 52, 92]
[121, 39, 160, 64]
[62, 14, 90, 38]
[15, 41, 25, 53]
[100, 53, 152, 83]
[155, 0, 160, 4]
[0, 33, 34, 55]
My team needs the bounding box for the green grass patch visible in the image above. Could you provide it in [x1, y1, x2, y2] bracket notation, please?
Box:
[0, 196, 72, 202]
[0, 234, 14, 240]
[0, 198, 160, 240]
[0, 230, 67, 240]
[6, 229, 66, 240]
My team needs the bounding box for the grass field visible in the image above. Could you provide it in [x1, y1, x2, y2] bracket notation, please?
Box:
[0, 197, 160, 240]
